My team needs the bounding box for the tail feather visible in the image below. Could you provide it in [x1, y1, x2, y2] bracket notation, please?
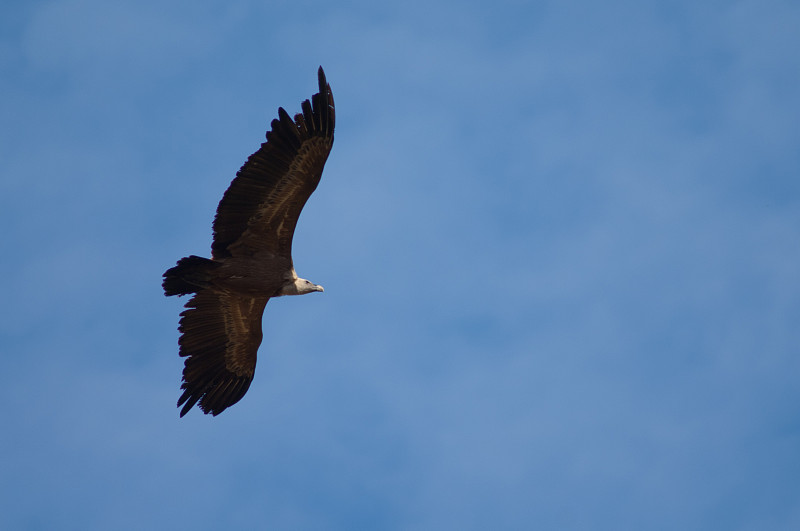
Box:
[162, 255, 220, 296]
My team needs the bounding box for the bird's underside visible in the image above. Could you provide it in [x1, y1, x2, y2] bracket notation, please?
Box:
[162, 67, 334, 417]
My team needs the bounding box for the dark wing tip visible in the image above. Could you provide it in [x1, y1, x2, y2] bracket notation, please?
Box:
[313, 66, 334, 137]
[177, 376, 253, 417]
[178, 389, 199, 417]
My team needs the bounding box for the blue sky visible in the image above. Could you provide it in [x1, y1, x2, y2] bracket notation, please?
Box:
[2, 0, 799, 529]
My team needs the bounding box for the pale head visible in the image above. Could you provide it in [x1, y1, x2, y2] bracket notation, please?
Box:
[277, 276, 324, 296]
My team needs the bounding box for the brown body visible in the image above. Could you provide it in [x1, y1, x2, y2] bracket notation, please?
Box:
[163, 68, 334, 417]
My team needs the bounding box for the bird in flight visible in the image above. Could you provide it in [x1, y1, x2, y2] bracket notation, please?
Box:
[163, 67, 335, 417]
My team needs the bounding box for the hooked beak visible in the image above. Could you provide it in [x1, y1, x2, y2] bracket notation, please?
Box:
[315, 284, 325, 292]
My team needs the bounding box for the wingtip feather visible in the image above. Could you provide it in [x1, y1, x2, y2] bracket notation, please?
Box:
[318, 65, 326, 88]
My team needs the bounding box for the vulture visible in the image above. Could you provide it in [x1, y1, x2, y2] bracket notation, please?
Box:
[163, 67, 335, 417]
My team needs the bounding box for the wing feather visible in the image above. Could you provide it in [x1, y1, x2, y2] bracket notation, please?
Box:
[176, 290, 269, 416]
[212, 67, 335, 259]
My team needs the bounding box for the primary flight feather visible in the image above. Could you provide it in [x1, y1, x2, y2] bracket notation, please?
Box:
[163, 67, 335, 417]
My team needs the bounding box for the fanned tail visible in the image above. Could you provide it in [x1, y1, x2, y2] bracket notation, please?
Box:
[162, 255, 220, 296]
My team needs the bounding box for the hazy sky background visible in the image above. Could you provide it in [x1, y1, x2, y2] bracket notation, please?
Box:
[2, 0, 799, 529]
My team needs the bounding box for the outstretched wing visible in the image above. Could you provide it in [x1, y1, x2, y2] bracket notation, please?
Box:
[212, 66, 335, 260]
[176, 290, 270, 416]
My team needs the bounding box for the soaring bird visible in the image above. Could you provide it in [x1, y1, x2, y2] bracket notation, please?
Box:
[163, 67, 334, 417]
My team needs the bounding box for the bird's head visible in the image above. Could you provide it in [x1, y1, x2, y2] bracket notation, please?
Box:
[277, 277, 324, 296]
[297, 278, 324, 294]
